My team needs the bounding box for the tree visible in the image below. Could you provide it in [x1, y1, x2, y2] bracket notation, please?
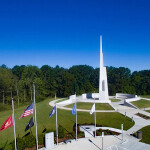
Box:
[0, 68, 15, 104]
[19, 65, 45, 102]
[69, 65, 94, 94]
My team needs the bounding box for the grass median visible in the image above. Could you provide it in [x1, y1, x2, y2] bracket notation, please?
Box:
[138, 125, 150, 144]
[65, 102, 114, 110]
[110, 99, 120, 102]
[131, 99, 150, 109]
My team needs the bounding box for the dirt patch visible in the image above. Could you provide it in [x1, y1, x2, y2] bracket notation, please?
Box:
[135, 113, 150, 120]
[25, 145, 44, 150]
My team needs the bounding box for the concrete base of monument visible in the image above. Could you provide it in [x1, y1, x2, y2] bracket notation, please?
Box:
[97, 100, 111, 103]
[81, 93, 111, 103]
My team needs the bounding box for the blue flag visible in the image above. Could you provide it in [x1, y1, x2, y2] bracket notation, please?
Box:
[49, 105, 56, 118]
[72, 104, 76, 115]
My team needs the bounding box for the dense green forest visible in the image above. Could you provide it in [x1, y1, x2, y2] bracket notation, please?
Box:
[0, 64, 150, 104]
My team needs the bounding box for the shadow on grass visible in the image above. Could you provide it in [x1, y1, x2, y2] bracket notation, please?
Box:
[0, 140, 8, 150]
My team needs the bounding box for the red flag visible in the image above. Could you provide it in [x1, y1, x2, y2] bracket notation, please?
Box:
[0, 115, 13, 131]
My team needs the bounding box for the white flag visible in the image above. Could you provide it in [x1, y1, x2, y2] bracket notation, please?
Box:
[90, 104, 95, 114]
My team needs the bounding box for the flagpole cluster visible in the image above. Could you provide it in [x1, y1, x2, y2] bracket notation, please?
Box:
[0, 84, 38, 150]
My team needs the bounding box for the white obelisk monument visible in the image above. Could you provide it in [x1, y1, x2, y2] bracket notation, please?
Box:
[99, 35, 110, 103]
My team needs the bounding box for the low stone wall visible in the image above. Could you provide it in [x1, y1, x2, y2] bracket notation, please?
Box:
[92, 93, 100, 99]
[57, 94, 76, 106]
[69, 94, 76, 100]
[82, 93, 100, 99]
[116, 93, 137, 99]
[82, 93, 92, 99]
[125, 97, 141, 103]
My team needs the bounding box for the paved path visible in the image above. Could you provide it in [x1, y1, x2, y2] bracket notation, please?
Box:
[141, 97, 150, 101]
[47, 98, 150, 150]
[40, 136, 121, 150]
[50, 98, 150, 134]
[113, 100, 150, 135]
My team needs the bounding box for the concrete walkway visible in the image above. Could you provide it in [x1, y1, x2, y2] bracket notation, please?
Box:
[47, 98, 150, 150]
[50, 98, 150, 135]
[141, 97, 150, 101]
[113, 100, 150, 135]
[107, 137, 150, 150]
[40, 136, 121, 150]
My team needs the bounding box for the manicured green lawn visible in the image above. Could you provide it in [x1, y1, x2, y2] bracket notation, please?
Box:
[140, 95, 150, 99]
[110, 99, 120, 102]
[146, 110, 150, 113]
[0, 98, 134, 148]
[56, 98, 68, 103]
[139, 125, 150, 144]
[0, 101, 32, 112]
[131, 99, 150, 109]
[65, 102, 114, 110]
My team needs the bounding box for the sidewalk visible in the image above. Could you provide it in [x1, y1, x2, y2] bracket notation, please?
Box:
[113, 100, 150, 135]
[40, 136, 121, 150]
[47, 98, 150, 150]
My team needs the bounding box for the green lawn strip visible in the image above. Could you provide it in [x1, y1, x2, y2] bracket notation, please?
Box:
[0, 101, 32, 112]
[0, 98, 134, 148]
[56, 98, 68, 103]
[139, 125, 150, 144]
[146, 110, 150, 113]
[140, 95, 150, 99]
[131, 99, 150, 109]
[65, 102, 114, 110]
[110, 99, 120, 102]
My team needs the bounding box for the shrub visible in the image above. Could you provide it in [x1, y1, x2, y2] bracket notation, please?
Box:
[38, 134, 44, 145]
[58, 126, 65, 138]
[11, 137, 25, 150]
[23, 134, 36, 148]
[73, 123, 80, 132]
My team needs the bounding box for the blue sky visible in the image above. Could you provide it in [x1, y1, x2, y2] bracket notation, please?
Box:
[0, 0, 150, 71]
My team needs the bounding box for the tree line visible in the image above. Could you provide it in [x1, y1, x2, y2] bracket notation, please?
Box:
[0, 64, 150, 104]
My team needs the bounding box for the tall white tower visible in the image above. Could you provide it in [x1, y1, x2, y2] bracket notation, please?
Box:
[99, 35, 110, 102]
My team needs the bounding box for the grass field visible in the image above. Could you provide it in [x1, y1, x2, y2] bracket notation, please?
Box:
[65, 102, 114, 110]
[56, 98, 68, 103]
[131, 99, 150, 109]
[139, 125, 150, 144]
[146, 110, 150, 113]
[110, 99, 120, 102]
[0, 98, 134, 148]
[0, 101, 32, 112]
[140, 95, 150, 99]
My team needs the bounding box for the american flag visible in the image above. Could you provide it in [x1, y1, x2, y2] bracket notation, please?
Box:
[19, 103, 33, 119]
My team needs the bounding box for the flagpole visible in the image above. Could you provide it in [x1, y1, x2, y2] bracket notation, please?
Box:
[75, 92, 77, 141]
[55, 93, 56, 100]
[12, 98, 17, 150]
[55, 94, 58, 145]
[33, 83, 38, 150]
[94, 91, 96, 137]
